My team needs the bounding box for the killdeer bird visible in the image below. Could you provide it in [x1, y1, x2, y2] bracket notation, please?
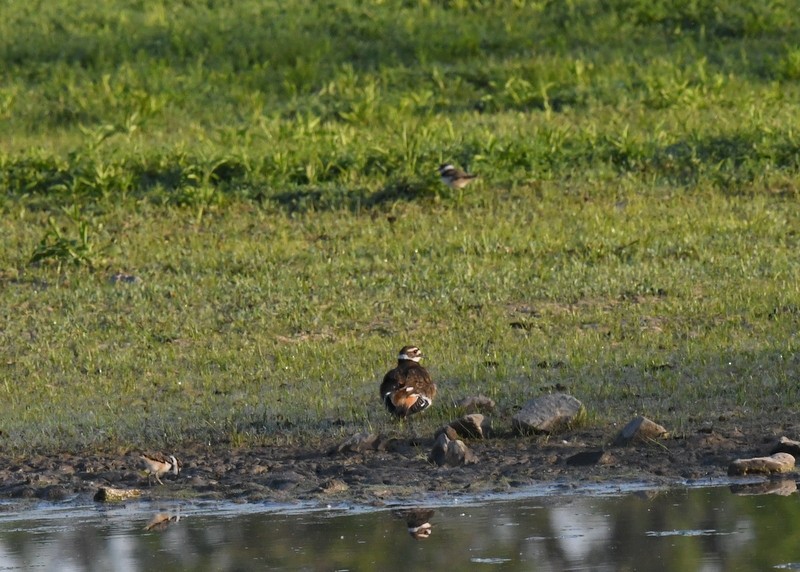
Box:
[380, 345, 437, 419]
[438, 163, 478, 190]
[140, 453, 180, 486]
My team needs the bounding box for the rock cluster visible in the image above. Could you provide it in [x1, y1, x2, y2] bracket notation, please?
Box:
[331, 393, 676, 471]
[443, 413, 491, 440]
[428, 428, 479, 467]
[328, 389, 800, 491]
[419, 412, 491, 467]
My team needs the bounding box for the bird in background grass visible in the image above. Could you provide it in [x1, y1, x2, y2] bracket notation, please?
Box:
[438, 163, 478, 190]
[380, 345, 437, 420]
[139, 453, 180, 486]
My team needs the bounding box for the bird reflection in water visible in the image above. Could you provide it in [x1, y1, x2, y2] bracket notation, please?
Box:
[144, 512, 181, 532]
[394, 508, 435, 540]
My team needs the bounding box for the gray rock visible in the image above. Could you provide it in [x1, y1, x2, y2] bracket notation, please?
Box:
[770, 436, 800, 457]
[428, 432, 478, 467]
[447, 414, 491, 439]
[332, 432, 402, 454]
[728, 453, 795, 476]
[445, 439, 479, 466]
[93, 487, 142, 502]
[456, 395, 496, 413]
[332, 432, 380, 453]
[613, 416, 669, 446]
[434, 425, 460, 441]
[512, 393, 584, 435]
[429, 433, 449, 467]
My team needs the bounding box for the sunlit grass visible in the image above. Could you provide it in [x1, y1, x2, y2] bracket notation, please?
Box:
[3, 189, 798, 452]
[1, 0, 799, 453]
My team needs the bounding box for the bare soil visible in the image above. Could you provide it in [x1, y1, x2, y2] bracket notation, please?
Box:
[2, 418, 798, 506]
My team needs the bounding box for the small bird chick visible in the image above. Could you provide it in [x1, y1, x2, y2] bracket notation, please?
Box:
[140, 453, 180, 486]
[438, 163, 478, 190]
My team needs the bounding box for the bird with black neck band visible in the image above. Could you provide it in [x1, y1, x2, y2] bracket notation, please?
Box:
[380, 345, 437, 425]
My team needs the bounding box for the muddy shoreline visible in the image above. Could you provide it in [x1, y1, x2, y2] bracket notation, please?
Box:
[0, 418, 797, 505]
[0, 422, 796, 507]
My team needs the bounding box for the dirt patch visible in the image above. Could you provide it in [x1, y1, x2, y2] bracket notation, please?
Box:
[0, 421, 795, 506]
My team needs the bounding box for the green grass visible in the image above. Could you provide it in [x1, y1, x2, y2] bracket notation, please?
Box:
[1, 0, 799, 453]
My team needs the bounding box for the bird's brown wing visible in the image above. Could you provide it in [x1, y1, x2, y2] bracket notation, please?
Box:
[380, 367, 406, 415]
[403, 365, 436, 415]
[380, 364, 436, 417]
[142, 452, 171, 463]
[404, 365, 435, 398]
[379, 367, 402, 398]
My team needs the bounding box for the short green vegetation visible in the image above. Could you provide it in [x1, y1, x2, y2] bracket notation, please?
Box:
[1, 0, 798, 453]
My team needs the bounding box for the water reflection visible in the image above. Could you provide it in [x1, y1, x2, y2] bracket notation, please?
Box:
[394, 508, 435, 540]
[1, 482, 800, 571]
[143, 511, 181, 532]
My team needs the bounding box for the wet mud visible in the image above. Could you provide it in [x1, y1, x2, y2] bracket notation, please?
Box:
[0, 421, 796, 507]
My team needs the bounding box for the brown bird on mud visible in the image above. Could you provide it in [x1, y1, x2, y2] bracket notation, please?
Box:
[380, 345, 437, 419]
[140, 453, 180, 486]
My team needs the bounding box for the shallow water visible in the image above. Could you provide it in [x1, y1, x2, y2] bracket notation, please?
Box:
[1, 480, 799, 571]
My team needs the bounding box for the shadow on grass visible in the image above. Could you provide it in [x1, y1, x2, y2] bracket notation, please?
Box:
[269, 178, 436, 213]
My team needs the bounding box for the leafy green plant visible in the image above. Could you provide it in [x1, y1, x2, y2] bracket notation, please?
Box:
[30, 214, 104, 270]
